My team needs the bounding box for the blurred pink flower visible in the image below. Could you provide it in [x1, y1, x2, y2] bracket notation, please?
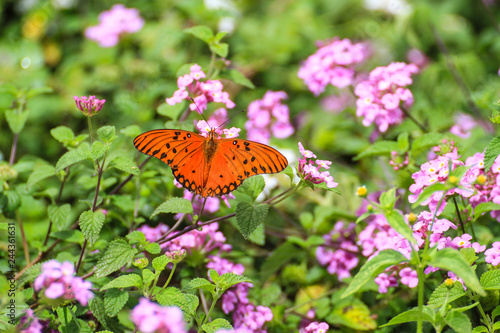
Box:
[130, 298, 186, 333]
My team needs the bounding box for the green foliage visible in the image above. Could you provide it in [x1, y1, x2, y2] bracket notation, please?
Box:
[235, 202, 269, 239]
[95, 239, 138, 278]
[150, 197, 193, 218]
[79, 210, 105, 244]
[484, 136, 500, 172]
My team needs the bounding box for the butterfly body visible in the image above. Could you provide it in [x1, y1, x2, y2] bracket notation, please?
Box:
[134, 129, 288, 197]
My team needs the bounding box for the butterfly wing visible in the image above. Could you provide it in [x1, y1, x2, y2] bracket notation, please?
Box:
[133, 129, 207, 195]
[202, 138, 288, 197]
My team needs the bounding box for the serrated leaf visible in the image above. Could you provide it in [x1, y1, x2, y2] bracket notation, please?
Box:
[474, 202, 500, 221]
[184, 25, 214, 42]
[27, 163, 55, 188]
[381, 307, 434, 327]
[427, 247, 485, 296]
[380, 188, 397, 208]
[237, 175, 265, 202]
[48, 203, 71, 230]
[384, 210, 417, 245]
[182, 278, 216, 293]
[411, 182, 448, 208]
[152, 255, 171, 273]
[156, 287, 198, 318]
[97, 126, 117, 143]
[209, 269, 220, 284]
[248, 223, 265, 245]
[79, 210, 105, 245]
[327, 298, 377, 330]
[5, 109, 29, 133]
[218, 273, 253, 291]
[55, 143, 91, 172]
[202, 318, 233, 333]
[342, 250, 408, 298]
[229, 69, 255, 89]
[428, 280, 466, 308]
[126, 231, 147, 245]
[354, 140, 400, 160]
[145, 242, 161, 254]
[157, 102, 186, 120]
[445, 311, 471, 333]
[481, 270, 500, 290]
[142, 269, 155, 288]
[485, 136, 500, 172]
[104, 289, 128, 317]
[260, 242, 299, 283]
[89, 295, 122, 332]
[209, 42, 229, 57]
[411, 132, 444, 156]
[151, 197, 193, 218]
[397, 132, 410, 152]
[91, 141, 107, 160]
[101, 274, 143, 291]
[51, 126, 75, 143]
[17, 263, 42, 286]
[95, 239, 138, 278]
[472, 326, 488, 333]
[236, 202, 269, 239]
[460, 247, 478, 266]
[108, 156, 140, 175]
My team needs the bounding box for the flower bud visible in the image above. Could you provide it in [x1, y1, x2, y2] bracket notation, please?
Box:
[367, 204, 374, 212]
[165, 249, 186, 264]
[407, 212, 417, 223]
[74, 95, 106, 117]
[444, 278, 454, 287]
[476, 174, 487, 185]
[448, 175, 459, 186]
[133, 258, 149, 269]
[356, 185, 367, 197]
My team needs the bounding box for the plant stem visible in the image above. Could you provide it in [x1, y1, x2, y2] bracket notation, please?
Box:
[452, 196, 467, 235]
[199, 293, 219, 332]
[400, 105, 428, 133]
[17, 212, 30, 264]
[9, 134, 18, 166]
[44, 167, 69, 246]
[416, 265, 425, 333]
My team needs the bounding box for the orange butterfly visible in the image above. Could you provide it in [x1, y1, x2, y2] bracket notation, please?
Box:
[133, 129, 288, 197]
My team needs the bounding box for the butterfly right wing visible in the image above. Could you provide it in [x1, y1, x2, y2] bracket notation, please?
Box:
[133, 129, 207, 195]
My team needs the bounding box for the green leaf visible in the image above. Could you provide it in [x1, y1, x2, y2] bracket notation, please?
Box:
[480, 270, 500, 290]
[384, 210, 417, 245]
[235, 202, 269, 239]
[411, 182, 448, 208]
[428, 281, 466, 308]
[229, 69, 255, 89]
[48, 204, 71, 230]
[101, 274, 143, 291]
[484, 136, 500, 172]
[5, 109, 29, 133]
[310, 181, 342, 195]
[184, 25, 214, 43]
[237, 175, 265, 202]
[145, 242, 161, 254]
[91, 141, 107, 160]
[327, 297, 377, 330]
[202, 318, 233, 333]
[27, 163, 55, 188]
[79, 210, 105, 245]
[104, 289, 129, 317]
[379, 188, 397, 208]
[342, 250, 408, 298]
[89, 295, 121, 332]
[427, 247, 485, 296]
[97, 126, 117, 143]
[51, 126, 75, 143]
[354, 140, 399, 160]
[445, 311, 471, 333]
[108, 156, 140, 175]
[152, 255, 170, 273]
[492, 305, 500, 320]
[472, 326, 488, 333]
[126, 231, 147, 245]
[51, 230, 84, 244]
[182, 277, 216, 293]
[214, 31, 228, 42]
[460, 247, 478, 266]
[474, 202, 500, 221]
[120, 125, 142, 138]
[209, 269, 220, 284]
[142, 269, 155, 288]
[209, 42, 229, 57]
[381, 307, 434, 327]
[151, 197, 193, 218]
[55, 143, 91, 172]
[26, 86, 53, 99]
[95, 239, 138, 278]
[260, 242, 299, 283]
[411, 132, 444, 156]
[156, 287, 199, 318]
[16, 263, 42, 286]
[248, 223, 265, 245]
[218, 273, 253, 291]
[157, 102, 186, 120]
[397, 132, 410, 152]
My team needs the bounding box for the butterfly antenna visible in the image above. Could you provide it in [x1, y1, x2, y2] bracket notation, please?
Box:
[218, 109, 247, 130]
[189, 97, 208, 122]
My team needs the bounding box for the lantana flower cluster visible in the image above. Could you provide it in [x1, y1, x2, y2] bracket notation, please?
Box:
[466, 153, 500, 220]
[130, 298, 186, 333]
[166, 64, 235, 113]
[298, 38, 366, 95]
[297, 142, 338, 189]
[408, 143, 474, 215]
[354, 62, 419, 132]
[207, 256, 273, 332]
[85, 4, 144, 47]
[34, 260, 94, 306]
[244, 91, 294, 144]
[74, 95, 106, 117]
[315, 221, 359, 280]
[299, 322, 329, 333]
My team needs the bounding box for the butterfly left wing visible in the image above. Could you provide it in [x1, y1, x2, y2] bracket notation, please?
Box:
[133, 129, 207, 194]
[202, 138, 288, 197]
